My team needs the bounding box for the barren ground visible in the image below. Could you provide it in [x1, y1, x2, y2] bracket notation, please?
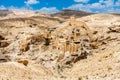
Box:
[0, 11, 120, 80]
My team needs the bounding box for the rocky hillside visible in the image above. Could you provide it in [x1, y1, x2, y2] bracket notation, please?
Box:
[0, 10, 13, 16]
[51, 9, 93, 19]
[0, 11, 120, 80]
[0, 10, 64, 40]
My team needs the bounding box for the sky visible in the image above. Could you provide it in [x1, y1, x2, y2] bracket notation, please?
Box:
[0, 0, 120, 14]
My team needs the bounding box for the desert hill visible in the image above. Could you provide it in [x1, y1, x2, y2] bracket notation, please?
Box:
[0, 9, 53, 20]
[0, 9, 64, 42]
[0, 9, 120, 80]
[0, 10, 13, 16]
[51, 9, 93, 19]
